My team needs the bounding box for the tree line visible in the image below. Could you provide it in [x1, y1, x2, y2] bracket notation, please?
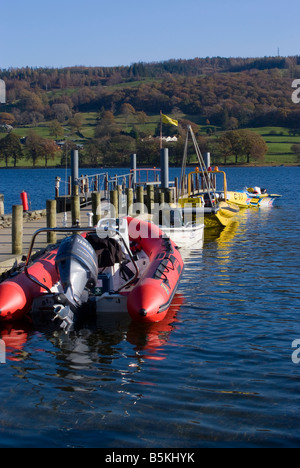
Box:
[0, 130, 60, 167]
[0, 108, 269, 167]
[1, 56, 300, 130]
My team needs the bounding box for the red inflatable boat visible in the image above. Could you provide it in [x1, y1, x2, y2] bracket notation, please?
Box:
[0, 217, 184, 327]
[0, 248, 59, 322]
[126, 216, 184, 322]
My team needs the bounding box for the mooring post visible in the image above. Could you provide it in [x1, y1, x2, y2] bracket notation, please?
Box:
[126, 188, 133, 216]
[117, 185, 124, 216]
[92, 192, 101, 226]
[71, 149, 79, 195]
[131, 153, 137, 187]
[71, 194, 80, 226]
[46, 199, 57, 244]
[137, 186, 144, 215]
[204, 152, 211, 169]
[160, 148, 169, 189]
[110, 190, 118, 218]
[12, 205, 23, 255]
[146, 184, 154, 214]
[165, 188, 173, 204]
[159, 189, 165, 205]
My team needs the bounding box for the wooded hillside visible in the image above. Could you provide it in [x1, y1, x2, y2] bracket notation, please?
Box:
[0, 56, 300, 167]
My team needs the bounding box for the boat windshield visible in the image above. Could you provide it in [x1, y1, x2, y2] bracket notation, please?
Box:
[160, 209, 184, 228]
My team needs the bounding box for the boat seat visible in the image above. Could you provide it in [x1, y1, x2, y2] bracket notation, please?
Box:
[86, 234, 124, 268]
[96, 217, 131, 253]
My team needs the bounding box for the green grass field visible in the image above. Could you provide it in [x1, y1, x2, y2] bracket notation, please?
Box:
[247, 127, 300, 164]
[1, 116, 299, 167]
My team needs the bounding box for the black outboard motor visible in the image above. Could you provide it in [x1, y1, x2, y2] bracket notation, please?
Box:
[53, 234, 98, 331]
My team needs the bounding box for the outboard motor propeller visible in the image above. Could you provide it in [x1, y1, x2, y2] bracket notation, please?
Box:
[54, 234, 98, 331]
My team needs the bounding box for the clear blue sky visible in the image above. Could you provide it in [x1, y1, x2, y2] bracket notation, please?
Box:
[1, 0, 298, 69]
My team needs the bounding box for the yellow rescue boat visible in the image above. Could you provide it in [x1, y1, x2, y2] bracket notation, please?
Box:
[227, 187, 281, 208]
[179, 168, 239, 228]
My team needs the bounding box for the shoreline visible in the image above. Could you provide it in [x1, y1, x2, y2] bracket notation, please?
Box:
[0, 163, 299, 170]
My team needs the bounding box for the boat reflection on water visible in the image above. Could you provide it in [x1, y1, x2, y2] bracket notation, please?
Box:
[127, 294, 184, 361]
[204, 219, 241, 246]
[0, 294, 184, 365]
[0, 321, 30, 362]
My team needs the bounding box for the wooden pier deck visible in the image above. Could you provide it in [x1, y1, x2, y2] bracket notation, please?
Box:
[0, 206, 93, 274]
[0, 174, 175, 276]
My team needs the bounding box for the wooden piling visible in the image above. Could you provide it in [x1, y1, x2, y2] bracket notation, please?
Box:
[71, 194, 80, 226]
[110, 190, 118, 218]
[92, 192, 101, 226]
[165, 188, 173, 204]
[146, 185, 154, 214]
[158, 189, 165, 206]
[12, 205, 23, 255]
[137, 186, 144, 215]
[117, 185, 124, 216]
[46, 199, 57, 244]
[126, 188, 133, 216]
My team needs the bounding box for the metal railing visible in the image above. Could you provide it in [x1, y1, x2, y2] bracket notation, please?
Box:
[77, 172, 133, 194]
[130, 168, 161, 186]
[56, 168, 163, 199]
[56, 172, 134, 198]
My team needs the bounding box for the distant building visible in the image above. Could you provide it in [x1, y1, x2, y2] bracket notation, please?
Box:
[162, 136, 178, 142]
[141, 136, 178, 143]
[0, 79, 6, 104]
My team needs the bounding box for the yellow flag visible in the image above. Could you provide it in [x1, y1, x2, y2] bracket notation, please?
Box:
[161, 114, 178, 127]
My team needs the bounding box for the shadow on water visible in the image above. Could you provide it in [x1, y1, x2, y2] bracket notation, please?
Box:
[0, 294, 185, 366]
[0, 296, 187, 448]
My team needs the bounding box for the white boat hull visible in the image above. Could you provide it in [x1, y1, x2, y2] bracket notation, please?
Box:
[161, 223, 204, 249]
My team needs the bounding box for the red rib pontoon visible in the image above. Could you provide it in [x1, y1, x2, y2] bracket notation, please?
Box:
[0, 217, 184, 327]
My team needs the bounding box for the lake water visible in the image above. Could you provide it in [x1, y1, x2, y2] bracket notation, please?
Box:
[0, 167, 135, 214]
[0, 166, 300, 448]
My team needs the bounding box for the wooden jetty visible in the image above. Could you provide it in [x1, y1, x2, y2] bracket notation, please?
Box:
[0, 206, 92, 276]
[0, 145, 209, 277]
[0, 186, 175, 278]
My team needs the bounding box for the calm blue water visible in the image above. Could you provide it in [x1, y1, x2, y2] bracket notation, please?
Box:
[0, 167, 134, 214]
[0, 166, 300, 448]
